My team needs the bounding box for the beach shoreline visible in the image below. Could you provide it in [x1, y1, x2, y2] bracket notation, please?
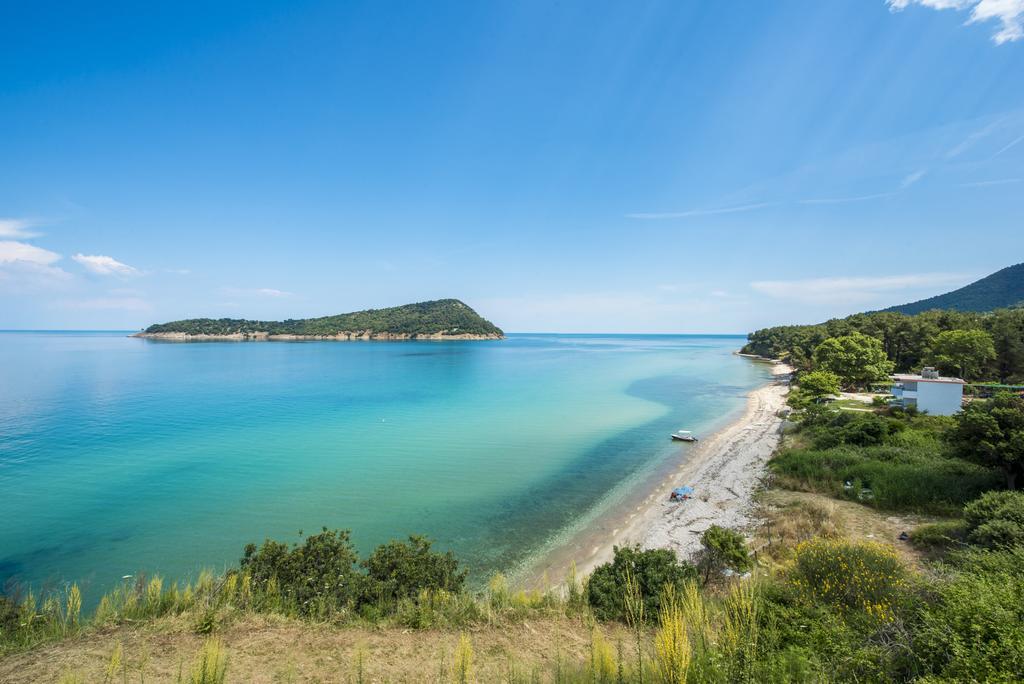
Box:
[529, 359, 792, 584]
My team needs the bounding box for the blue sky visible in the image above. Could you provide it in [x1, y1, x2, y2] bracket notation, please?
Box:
[2, 1, 1023, 333]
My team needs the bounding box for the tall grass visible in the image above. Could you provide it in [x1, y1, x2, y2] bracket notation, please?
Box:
[452, 633, 474, 684]
[180, 638, 228, 684]
[652, 586, 690, 683]
[771, 444, 1001, 513]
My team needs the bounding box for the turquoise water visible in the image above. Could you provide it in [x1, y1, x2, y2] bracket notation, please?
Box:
[0, 332, 769, 602]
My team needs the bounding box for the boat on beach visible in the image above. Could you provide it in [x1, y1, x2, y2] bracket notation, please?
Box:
[670, 430, 698, 442]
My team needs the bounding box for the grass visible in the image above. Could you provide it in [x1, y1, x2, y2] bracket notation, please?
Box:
[769, 411, 1002, 514]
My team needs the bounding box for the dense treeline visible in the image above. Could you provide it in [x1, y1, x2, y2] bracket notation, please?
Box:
[743, 307, 1024, 382]
[143, 299, 504, 337]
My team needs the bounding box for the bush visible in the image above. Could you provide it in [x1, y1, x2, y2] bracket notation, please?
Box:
[807, 412, 903, 449]
[789, 540, 907, 620]
[586, 546, 696, 622]
[695, 525, 752, 584]
[914, 548, 1024, 681]
[963, 490, 1024, 548]
[910, 520, 968, 550]
[240, 528, 363, 615]
[363, 535, 466, 604]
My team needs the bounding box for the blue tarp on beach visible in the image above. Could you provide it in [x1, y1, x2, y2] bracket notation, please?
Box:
[672, 486, 694, 497]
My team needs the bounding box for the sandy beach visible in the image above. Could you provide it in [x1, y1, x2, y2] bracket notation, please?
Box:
[534, 360, 792, 582]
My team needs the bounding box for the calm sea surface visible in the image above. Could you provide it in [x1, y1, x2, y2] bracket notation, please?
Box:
[0, 332, 770, 602]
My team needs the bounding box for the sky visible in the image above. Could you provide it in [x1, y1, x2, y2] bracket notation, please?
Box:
[2, 1, 1023, 333]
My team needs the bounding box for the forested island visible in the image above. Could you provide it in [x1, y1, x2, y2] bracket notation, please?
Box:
[134, 299, 504, 341]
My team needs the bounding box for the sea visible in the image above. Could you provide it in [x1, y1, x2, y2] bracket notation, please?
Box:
[0, 331, 772, 603]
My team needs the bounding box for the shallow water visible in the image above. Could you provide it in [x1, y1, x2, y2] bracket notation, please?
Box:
[0, 331, 770, 602]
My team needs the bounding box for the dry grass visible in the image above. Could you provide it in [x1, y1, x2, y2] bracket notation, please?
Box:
[0, 613, 630, 683]
[754, 488, 953, 571]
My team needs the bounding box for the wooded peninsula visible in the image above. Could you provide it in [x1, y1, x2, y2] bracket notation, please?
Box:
[134, 299, 504, 341]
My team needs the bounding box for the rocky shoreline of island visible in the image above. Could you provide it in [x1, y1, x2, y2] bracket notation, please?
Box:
[132, 330, 504, 341]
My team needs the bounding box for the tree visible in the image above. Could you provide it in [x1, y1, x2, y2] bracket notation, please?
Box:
[952, 393, 1024, 490]
[813, 333, 895, 389]
[240, 528, 364, 613]
[987, 309, 1024, 383]
[363, 535, 466, 603]
[586, 546, 697, 622]
[930, 329, 996, 380]
[798, 370, 842, 399]
[694, 525, 752, 584]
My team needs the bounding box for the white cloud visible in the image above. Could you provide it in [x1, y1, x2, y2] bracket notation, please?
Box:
[0, 241, 71, 291]
[626, 202, 775, 220]
[72, 253, 139, 276]
[221, 286, 293, 298]
[888, 0, 1024, 44]
[0, 240, 61, 265]
[0, 218, 42, 239]
[799, 191, 900, 205]
[901, 169, 928, 188]
[946, 120, 1001, 158]
[994, 134, 1024, 156]
[751, 273, 969, 304]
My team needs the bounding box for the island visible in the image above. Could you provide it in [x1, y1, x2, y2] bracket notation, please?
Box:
[133, 299, 504, 341]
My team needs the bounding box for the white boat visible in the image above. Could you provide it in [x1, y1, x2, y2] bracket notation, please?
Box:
[670, 430, 698, 442]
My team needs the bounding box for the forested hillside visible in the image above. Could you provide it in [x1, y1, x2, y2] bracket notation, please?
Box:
[141, 299, 504, 337]
[743, 307, 1024, 382]
[883, 263, 1024, 315]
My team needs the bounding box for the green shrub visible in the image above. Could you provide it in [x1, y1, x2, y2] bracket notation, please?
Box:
[789, 540, 907, 620]
[240, 528, 363, 615]
[914, 548, 1024, 681]
[910, 520, 968, 550]
[363, 535, 466, 604]
[963, 490, 1024, 548]
[695, 525, 752, 584]
[586, 546, 696, 622]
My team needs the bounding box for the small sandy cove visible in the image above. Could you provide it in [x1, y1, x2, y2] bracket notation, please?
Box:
[573, 360, 792, 577]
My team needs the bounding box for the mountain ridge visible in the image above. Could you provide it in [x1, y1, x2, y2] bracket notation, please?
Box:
[881, 263, 1024, 315]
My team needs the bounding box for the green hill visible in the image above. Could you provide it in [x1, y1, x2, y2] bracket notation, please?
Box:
[883, 262, 1024, 315]
[139, 299, 503, 339]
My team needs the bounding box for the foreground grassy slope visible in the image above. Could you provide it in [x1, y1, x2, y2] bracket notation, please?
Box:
[142, 299, 504, 337]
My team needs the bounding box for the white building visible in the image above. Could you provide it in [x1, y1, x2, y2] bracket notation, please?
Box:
[891, 367, 965, 416]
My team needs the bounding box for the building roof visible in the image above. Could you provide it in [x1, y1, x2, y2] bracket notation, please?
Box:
[892, 373, 965, 385]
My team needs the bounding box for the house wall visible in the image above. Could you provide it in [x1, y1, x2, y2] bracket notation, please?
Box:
[917, 382, 963, 416]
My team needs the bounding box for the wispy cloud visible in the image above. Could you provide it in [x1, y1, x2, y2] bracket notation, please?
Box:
[751, 272, 969, 304]
[626, 202, 775, 220]
[888, 0, 1024, 44]
[72, 253, 140, 276]
[0, 241, 71, 291]
[799, 191, 900, 205]
[0, 218, 42, 239]
[901, 168, 928, 188]
[0, 240, 61, 265]
[946, 120, 1002, 158]
[960, 177, 1023, 187]
[221, 286, 293, 298]
[994, 134, 1024, 156]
